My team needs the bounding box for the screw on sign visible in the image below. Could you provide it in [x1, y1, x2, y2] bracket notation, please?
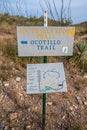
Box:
[44, 11, 48, 27]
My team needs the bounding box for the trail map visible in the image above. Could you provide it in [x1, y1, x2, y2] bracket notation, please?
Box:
[27, 63, 67, 94]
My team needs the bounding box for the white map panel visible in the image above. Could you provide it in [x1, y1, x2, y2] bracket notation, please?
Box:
[27, 63, 67, 94]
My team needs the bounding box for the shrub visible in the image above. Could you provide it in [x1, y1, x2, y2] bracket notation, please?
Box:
[68, 125, 83, 130]
[66, 42, 87, 72]
[5, 43, 18, 61]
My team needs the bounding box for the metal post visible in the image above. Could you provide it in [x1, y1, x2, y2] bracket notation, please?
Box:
[44, 11, 48, 27]
[42, 11, 48, 130]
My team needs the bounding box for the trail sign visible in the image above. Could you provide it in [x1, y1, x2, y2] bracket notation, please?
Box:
[17, 26, 75, 56]
[27, 63, 67, 94]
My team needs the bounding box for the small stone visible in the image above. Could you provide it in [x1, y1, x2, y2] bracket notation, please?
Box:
[4, 83, 9, 87]
[47, 102, 52, 106]
[69, 106, 73, 111]
[16, 77, 21, 82]
[73, 104, 78, 109]
[83, 90, 85, 94]
[12, 128, 15, 130]
[71, 111, 75, 116]
[76, 96, 81, 100]
[84, 101, 87, 105]
[76, 96, 82, 104]
[26, 125, 31, 129]
[10, 113, 17, 120]
[28, 108, 31, 112]
[83, 74, 87, 79]
[34, 107, 38, 110]
[32, 107, 38, 112]
[62, 115, 66, 119]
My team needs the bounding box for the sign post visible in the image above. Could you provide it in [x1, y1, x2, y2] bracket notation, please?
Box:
[17, 11, 75, 130]
[42, 11, 48, 130]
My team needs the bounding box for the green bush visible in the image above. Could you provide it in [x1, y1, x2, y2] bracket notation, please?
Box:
[68, 125, 83, 130]
[66, 42, 87, 72]
[79, 30, 87, 36]
[5, 43, 18, 61]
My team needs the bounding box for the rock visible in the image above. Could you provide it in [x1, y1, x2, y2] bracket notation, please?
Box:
[73, 104, 78, 109]
[4, 83, 9, 87]
[28, 108, 31, 112]
[83, 74, 87, 79]
[0, 94, 4, 101]
[69, 106, 73, 111]
[12, 128, 15, 130]
[84, 101, 87, 106]
[16, 77, 21, 82]
[76, 96, 81, 100]
[26, 125, 31, 129]
[62, 115, 66, 119]
[69, 104, 78, 112]
[10, 113, 17, 120]
[32, 107, 38, 112]
[71, 111, 75, 116]
[83, 90, 85, 94]
[76, 96, 83, 104]
[47, 102, 52, 106]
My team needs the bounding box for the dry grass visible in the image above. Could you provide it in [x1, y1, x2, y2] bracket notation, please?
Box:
[75, 76, 87, 90]
[0, 22, 16, 34]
